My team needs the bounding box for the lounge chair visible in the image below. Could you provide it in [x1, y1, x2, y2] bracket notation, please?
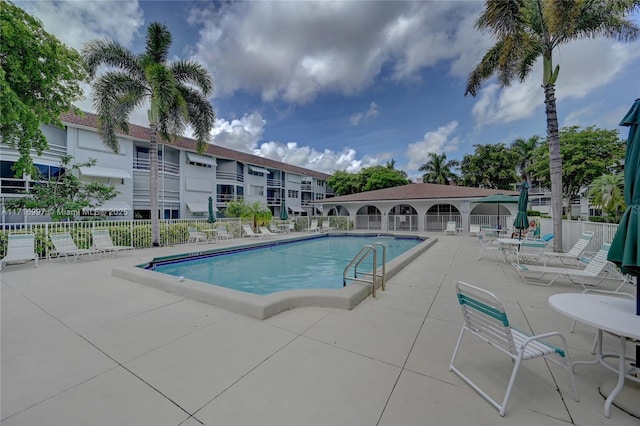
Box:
[269, 224, 282, 233]
[0, 233, 38, 271]
[91, 228, 134, 256]
[444, 221, 457, 235]
[514, 240, 548, 265]
[258, 226, 276, 236]
[513, 243, 629, 290]
[242, 224, 258, 238]
[49, 232, 97, 263]
[449, 281, 578, 416]
[544, 231, 594, 265]
[216, 225, 233, 240]
[469, 224, 481, 235]
[287, 222, 296, 233]
[320, 220, 336, 232]
[307, 219, 319, 232]
[187, 227, 207, 244]
[477, 232, 502, 261]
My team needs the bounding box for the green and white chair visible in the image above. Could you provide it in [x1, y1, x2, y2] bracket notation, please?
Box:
[544, 231, 594, 266]
[449, 281, 578, 416]
[0, 233, 38, 271]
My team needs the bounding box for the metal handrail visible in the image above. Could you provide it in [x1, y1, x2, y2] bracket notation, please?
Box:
[343, 243, 386, 298]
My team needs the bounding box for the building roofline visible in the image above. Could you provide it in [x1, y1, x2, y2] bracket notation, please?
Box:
[60, 110, 331, 180]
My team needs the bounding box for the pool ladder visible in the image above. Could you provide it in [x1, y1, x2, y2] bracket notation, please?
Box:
[343, 243, 386, 298]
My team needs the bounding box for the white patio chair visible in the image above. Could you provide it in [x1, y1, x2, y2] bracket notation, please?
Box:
[513, 243, 629, 290]
[91, 228, 134, 256]
[449, 281, 578, 416]
[187, 227, 207, 244]
[287, 222, 296, 233]
[320, 220, 336, 232]
[444, 221, 457, 235]
[216, 225, 233, 240]
[269, 223, 282, 233]
[476, 232, 502, 261]
[1, 233, 38, 271]
[242, 224, 258, 238]
[49, 232, 98, 263]
[469, 224, 481, 235]
[544, 231, 594, 265]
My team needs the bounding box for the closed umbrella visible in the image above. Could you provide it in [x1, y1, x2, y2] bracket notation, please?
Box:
[606, 98, 640, 366]
[513, 182, 529, 239]
[280, 200, 289, 221]
[207, 196, 216, 224]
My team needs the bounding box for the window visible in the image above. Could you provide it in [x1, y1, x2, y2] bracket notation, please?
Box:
[287, 190, 299, 198]
[250, 185, 264, 196]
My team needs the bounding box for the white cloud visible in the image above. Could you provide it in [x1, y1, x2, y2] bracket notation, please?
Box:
[350, 102, 380, 126]
[16, 0, 144, 50]
[189, 1, 484, 103]
[405, 121, 460, 172]
[470, 38, 640, 127]
[211, 112, 377, 174]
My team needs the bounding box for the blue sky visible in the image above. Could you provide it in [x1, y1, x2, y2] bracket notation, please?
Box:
[17, 1, 640, 180]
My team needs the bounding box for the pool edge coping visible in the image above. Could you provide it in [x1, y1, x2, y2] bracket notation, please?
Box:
[112, 235, 438, 319]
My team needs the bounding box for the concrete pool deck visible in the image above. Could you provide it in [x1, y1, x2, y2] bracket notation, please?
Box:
[1, 232, 638, 425]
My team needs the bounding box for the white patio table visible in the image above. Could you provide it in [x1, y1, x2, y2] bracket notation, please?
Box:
[496, 238, 523, 262]
[548, 293, 640, 418]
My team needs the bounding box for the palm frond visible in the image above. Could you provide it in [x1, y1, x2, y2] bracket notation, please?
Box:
[81, 39, 142, 79]
[476, 0, 526, 37]
[465, 42, 504, 96]
[170, 60, 214, 96]
[146, 22, 172, 64]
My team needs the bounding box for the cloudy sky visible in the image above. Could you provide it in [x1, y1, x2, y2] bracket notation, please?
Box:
[16, 1, 640, 179]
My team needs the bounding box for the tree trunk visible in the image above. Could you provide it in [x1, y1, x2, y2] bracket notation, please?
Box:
[149, 126, 160, 247]
[543, 83, 563, 252]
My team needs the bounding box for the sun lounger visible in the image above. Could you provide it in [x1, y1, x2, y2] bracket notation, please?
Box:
[0, 233, 38, 271]
[307, 219, 319, 232]
[258, 226, 276, 236]
[544, 231, 593, 265]
[49, 232, 98, 263]
[91, 229, 134, 256]
[513, 243, 629, 290]
[242, 224, 258, 238]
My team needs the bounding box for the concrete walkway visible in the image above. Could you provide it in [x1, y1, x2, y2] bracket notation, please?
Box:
[1, 233, 638, 425]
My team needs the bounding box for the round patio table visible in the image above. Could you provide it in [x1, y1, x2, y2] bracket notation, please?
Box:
[548, 293, 640, 418]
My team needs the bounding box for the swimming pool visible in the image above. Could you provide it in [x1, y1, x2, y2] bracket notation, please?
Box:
[147, 235, 422, 295]
[113, 233, 436, 319]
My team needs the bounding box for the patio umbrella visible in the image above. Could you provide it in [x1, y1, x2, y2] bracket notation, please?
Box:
[280, 199, 289, 221]
[607, 98, 640, 312]
[472, 193, 519, 229]
[513, 182, 529, 239]
[607, 98, 640, 366]
[207, 196, 216, 224]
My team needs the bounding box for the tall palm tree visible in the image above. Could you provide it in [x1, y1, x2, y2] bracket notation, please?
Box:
[465, 0, 639, 252]
[419, 153, 459, 185]
[82, 23, 215, 246]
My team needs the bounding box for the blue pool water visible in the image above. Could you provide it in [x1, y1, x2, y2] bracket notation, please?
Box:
[149, 235, 423, 295]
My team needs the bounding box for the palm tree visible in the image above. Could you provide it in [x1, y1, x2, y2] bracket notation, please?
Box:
[419, 153, 459, 185]
[589, 173, 625, 222]
[465, 0, 639, 252]
[82, 23, 215, 246]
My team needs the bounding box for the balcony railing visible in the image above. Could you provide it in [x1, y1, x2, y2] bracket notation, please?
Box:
[216, 171, 244, 182]
[132, 158, 180, 174]
[267, 179, 284, 188]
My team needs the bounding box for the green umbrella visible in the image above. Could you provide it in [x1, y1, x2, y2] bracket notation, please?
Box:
[513, 182, 529, 239]
[607, 98, 640, 318]
[280, 200, 289, 221]
[472, 194, 519, 229]
[207, 196, 216, 223]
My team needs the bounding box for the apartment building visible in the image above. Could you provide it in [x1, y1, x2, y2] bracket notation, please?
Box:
[0, 111, 331, 225]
